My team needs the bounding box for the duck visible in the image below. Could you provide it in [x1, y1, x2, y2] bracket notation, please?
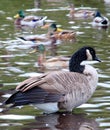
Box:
[41, 56, 69, 70]
[16, 33, 61, 47]
[16, 25, 61, 44]
[14, 10, 47, 29]
[92, 11, 109, 28]
[68, 4, 95, 19]
[17, 35, 48, 44]
[3, 46, 101, 114]
[42, 23, 76, 41]
[30, 44, 69, 70]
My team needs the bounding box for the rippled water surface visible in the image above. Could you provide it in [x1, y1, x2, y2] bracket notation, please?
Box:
[0, 0, 110, 130]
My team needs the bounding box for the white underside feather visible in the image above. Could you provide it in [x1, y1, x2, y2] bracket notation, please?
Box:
[34, 102, 59, 113]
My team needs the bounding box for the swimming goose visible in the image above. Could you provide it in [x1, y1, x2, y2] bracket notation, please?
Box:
[14, 10, 47, 29]
[3, 46, 101, 113]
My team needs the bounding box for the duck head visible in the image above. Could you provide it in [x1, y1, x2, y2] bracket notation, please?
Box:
[14, 10, 25, 19]
[30, 44, 45, 54]
[50, 23, 63, 32]
[42, 23, 63, 32]
[94, 11, 102, 17]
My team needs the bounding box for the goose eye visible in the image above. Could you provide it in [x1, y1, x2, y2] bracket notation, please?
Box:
[90, 50, 94, 54]
[90, 50, 95, 57]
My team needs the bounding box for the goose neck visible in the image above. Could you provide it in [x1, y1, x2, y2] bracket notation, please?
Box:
[69, 55, 85, 73]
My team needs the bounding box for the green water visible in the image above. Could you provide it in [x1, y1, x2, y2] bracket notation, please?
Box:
[0, 0, 110, 129]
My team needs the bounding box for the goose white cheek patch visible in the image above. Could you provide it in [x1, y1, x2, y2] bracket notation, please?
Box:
[86, 49, 92, 60]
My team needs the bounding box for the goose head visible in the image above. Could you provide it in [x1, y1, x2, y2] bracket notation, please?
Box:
[69, 46, 101, 73]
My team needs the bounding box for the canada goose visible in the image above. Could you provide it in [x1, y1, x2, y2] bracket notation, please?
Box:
[3, 46, 101, 113]
[92, 11, 109, 29]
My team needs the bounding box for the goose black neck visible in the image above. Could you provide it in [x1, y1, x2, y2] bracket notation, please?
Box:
[69, 50, 86, 73]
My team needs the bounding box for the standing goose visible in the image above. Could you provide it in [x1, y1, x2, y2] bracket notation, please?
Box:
[3, 46, 101, 113]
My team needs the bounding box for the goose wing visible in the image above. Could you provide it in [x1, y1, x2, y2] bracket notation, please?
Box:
[4, 71, 91, 108]
[16, 71, 90, 94]
[4, 87, 62, 107]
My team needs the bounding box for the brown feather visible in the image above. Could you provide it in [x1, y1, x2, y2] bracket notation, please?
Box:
[15, 70, 97, 111]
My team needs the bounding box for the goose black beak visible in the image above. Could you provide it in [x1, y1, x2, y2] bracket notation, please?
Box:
[94, 56, 101, 62]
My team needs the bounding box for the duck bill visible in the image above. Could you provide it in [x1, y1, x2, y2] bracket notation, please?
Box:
[57, 28, 63, 32]
[14, 14, 19, 18]
[29, 48, 37, 54]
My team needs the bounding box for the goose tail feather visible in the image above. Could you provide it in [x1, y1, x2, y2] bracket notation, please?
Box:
[3, 87, 61, 108]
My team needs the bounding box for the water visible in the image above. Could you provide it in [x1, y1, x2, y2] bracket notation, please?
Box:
[0, 0, 110, 129]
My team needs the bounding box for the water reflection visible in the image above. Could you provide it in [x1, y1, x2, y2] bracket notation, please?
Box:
[34, 0, 41, 8]
[92, 27, 109, 41]
[22, 113, 100, 130]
